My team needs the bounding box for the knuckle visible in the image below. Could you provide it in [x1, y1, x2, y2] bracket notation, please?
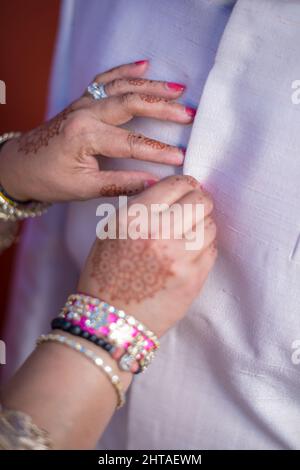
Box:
[205, 195, 214, 212]
[62, 110, 89, 139]
[167, 175, 187, 186]
[127, 132, 144, 156]
[206, 216, 217, 232]
[93, 73, 103, 83]
[62, 115, 81, 140]
[182, 175, 199, 188]
[121, 91, 136, 108]
[169, 175, 199, 190]
[110, 78, 125, 93]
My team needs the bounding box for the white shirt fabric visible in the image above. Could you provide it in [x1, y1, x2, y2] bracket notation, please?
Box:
[3, 0, 300, 449]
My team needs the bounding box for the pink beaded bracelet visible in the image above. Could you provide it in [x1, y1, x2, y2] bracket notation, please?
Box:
[58, 294, 160, 372]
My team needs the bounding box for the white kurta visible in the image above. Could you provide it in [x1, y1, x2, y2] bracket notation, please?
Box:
[3, 0, 300, 449]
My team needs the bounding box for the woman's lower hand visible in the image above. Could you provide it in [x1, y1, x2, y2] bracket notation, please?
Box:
[78, 175, 217, 338]
[0, 60, 195, 203]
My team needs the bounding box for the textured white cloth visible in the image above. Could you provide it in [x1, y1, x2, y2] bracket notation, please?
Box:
[3, 0, 300, 449]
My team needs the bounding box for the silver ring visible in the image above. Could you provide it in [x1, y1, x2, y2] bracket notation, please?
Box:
[87, 82, 108, 100]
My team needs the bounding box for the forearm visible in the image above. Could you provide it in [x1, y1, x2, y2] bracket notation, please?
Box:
[0, 331, 132, 449]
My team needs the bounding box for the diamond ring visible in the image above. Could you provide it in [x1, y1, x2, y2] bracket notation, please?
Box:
[87, 82, 108, 100]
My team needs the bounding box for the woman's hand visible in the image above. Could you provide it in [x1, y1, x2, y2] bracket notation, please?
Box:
[78, 175, 217, 338]
[0, 61, 195, 203]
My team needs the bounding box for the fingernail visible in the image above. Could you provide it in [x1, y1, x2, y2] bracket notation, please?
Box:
[185, 106, 197, 118]
[180, 146, 187, 156]
[134, 60, 149, 65]
[144, 179, 157, 188]
[166, 82, 186, 92]
[175, 151, 185, 165]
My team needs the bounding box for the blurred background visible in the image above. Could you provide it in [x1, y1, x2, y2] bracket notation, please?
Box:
[0, 0, 60, 333]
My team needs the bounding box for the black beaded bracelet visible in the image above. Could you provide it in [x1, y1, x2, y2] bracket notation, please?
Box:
[51, 317, 114, 352]
[51, 317, 142, 374]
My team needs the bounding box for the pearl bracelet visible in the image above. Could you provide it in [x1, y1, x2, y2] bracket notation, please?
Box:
[36, 333, 126, 409]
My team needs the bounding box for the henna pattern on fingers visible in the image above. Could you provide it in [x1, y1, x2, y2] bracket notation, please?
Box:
[99, 184, 143, 197]
[127, 133, 173, 154]
[90, 239, 173, 304]
[126, 79, 159, 88]
[127, 78, 148, 86]
[143, 137, 172, 150]
[139, 94, 169, 104]
[18, 106, 73, 155]
[174, 175, 199, 188]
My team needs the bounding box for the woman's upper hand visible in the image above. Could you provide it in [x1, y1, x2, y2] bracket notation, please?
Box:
[0, 61, 196, 203]
[78, 175, 217, 338]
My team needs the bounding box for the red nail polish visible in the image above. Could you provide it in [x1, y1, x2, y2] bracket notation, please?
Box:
[180, 147, 187, 156]
[166, 82, 186, 91]
[134, 60, 149, 65]
[144, 179, 157, 188]
[185, 106, 197, 118]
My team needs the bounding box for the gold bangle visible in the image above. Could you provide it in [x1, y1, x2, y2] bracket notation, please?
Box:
[36, 334, 126, 409]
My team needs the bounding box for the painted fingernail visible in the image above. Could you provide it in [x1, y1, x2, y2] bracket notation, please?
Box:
[166, 82, 186, 92]
[144, 179, 158, 188]
[134, 60, 149, 65]
[185, 106, 197, 118]
[180, 146, 187, 156]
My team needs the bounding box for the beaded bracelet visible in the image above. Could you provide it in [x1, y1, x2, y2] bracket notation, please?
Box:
[51, 317, 142, 374]
[58, 293, 160, 373]
[36, 333, 125, 409]
[0, 187, 51, 222]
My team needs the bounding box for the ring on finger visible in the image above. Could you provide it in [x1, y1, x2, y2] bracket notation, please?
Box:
[87, 82, 108, 100]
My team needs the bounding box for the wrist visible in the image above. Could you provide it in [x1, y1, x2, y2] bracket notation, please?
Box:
[0, 136, 30, 202]
[78, 276, 165, 338]
[52, 329, 133, 390]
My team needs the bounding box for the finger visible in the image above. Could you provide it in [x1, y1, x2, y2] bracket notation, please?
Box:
[93, 60, 150, 85]
[78, 170, 158, 199]
[104, 77, 186, 99]
[88, 124, 185, 166]
[133, 175, 210, 209]
[183, 215, 217, 254]
[154, 191, 214, 241]
[90, 92, 196, 126]
[193, 241, 218, 280]
[174, 189, 214, 234]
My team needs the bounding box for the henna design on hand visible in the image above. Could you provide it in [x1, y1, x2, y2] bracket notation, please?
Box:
[90, 239, 173, 304]
[139, 94, 169, 104]
[174, 175, 199, 188]
[126, 79, 157, 87]
[18, 106, 73, 155]
[127, 132, 173, 153]
[127, 78, 148, 86]
[99, 183, 143, 197]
